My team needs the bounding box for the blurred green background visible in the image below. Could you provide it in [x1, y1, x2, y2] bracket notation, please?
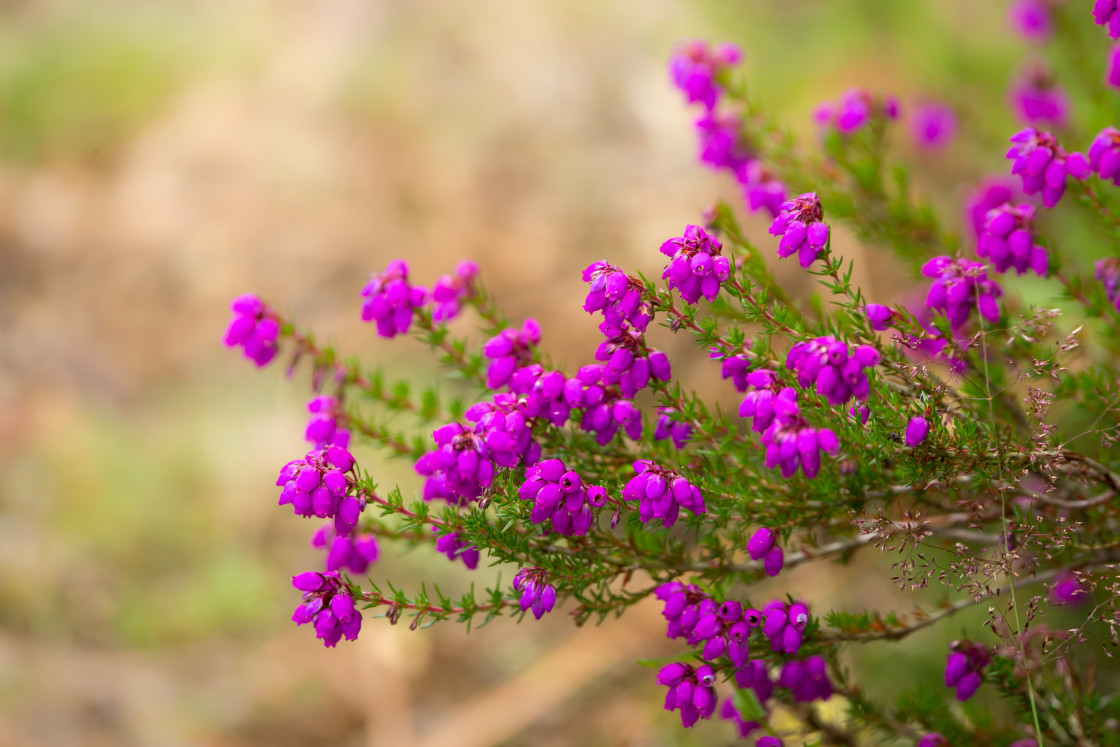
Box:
[0, 1, 1108, 745]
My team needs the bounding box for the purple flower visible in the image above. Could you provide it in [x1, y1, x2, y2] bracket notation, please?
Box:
[918, 734, 950, 747]
[756, 738, 784, 747]
[1010, 65, 1069, 127]
[719, 699, 761, 739]
[1109, 43, 1120, 91]
[594, 323, 671, 398]
[922, 256, 1003, 329]
[964, 177, 1022, 241]
[710, 343, 752, 392]
[305, 395, 351, 450]
[769, 193, 829, 268]
[582, 261, 653, 331]
[573, 365, 644, 445]
[466, 394, 541, 465]
[312, 525, 380, 575]
[434, 530, 480, 569]
[623, 460, 705, 527]
[660, 225, 732, 304]
[815, 89, 899, 134]
[944, 641, 991, 701]
[1049, 571, 1089, 606]
[431, 260, 478, 322]
[1088, 127, 1120, 186]
[291, 571, 362, 647]
[654, 407, 693, 448]
[909, 103, 956, 149]
[757, 600, 807, 655]
[1009, 0, 1051, 40]
[482, 319, 541, 390]
[740, 162, 788, 217]
[658, 661, 718, 728]
[695, 112, 755, 173]
[1097, 258, 1120, 312]
[669, 40, 741, 111]
[905, 416, 930, 447]
[864, 303, 895, 331]
[276, 447, 362, 533]
[414, 422, 495, 504]
[513, 568, 558, 620]
[518, 459, 604, 536]
[738, 370, 798, 433]
[360, 259, 428, 338]
[223, 294, 280, 366]
[654, 583, 751, 664]
[778, 655, 833, 702]
[1096, 0, 1120, 38]
[977, 203, 1049, 276]
[760, 397, 840, 479]
[746, 528, 785, 577]
[734, 659, 774, 705]
[1006, 128, 1089, 208]
[787, 336, 879, 405]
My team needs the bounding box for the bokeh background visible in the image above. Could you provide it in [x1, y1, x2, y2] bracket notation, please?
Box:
[0, 1, 1102, 745]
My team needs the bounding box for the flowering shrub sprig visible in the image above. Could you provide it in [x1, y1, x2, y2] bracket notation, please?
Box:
[222, 14, 1120, 745]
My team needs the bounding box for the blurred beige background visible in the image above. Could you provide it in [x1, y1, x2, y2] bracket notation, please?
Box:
[0, 1, 1034, 745]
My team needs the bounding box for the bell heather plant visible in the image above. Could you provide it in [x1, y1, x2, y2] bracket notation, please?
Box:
[223, 7, 1120, 745]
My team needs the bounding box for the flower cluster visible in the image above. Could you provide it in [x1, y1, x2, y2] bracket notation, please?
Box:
[778, 655, 834, 702]
[786, 336, 879, 405]
[669, 40, 788, 218]
[1088, 127, 1120, 185]
[769, 193, 830, 268]
[416, 423, 499, 504]
[1010, 64, 1068, 127]
[594, 323, 671, 398]
[312, 525, 380, 575]
[909, 102, 956, 150]
[657, 662, 718, 728]
[814, 88, 899, 134]
[223, 294, 280, 366]
[513, 568, 558, 620]
[1096, 258, 1120, 312]
[431, 259, 478, 322]
[1095, 0, 1120, 38]
[305, 395, 350, 450]
[668, 40, 741, 111]
[759, 600, 810, 655]
[623, 461, 704, 526]
[483, 319, 541, 389]
[710, 343, 752, 392]
[965, 177, 1021, 240]
[518, 459, 606, 536]
[581, 261, 653, 331]
[1010, 0, 1051, 41]
[360, 259, 428, 338]
[760, 397, 840, 479]
[276, 446, 362, 533]
[659, 225, 732, 304]
[291, 571, 362, 648]
[977, 203, 1049, 276]
[574, 365, 644, 444]
[747, 527, 785, 577]
[944, 641, 991, 701]
[434, 530, 480, 569]
[922, 256, 1003, 329]
[656, 583, 751, 664]
[654, 407, 693, 448]
[1006, 128, 1089, 207]
[738, 370, 798, 434]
